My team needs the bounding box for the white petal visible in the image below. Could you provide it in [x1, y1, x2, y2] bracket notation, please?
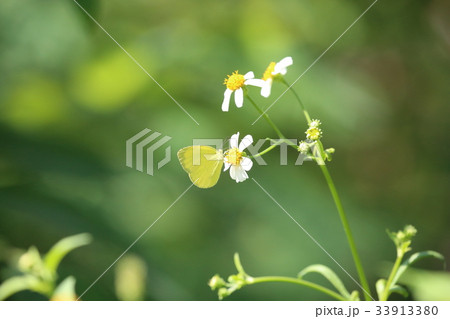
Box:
[234, 88, 244, 108]
[239, 134, 253, 151]
[230, 165, 237, 181]
[261, 80, 272, 98]
[240, 168, 249, 181]
[230, 132, 239, 149]
[278, 56, 293, 68]
[222, 89, 232, 112]
[240, 157, 253, 171]
[273, 57, 293, 75]
[223, 162, 231, 171]
[245, 78, 265, 88]
[235, 165, 248, 182]
[244, 71, 255, 80]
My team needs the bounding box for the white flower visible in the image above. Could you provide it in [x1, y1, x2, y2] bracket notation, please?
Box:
[223, 132, 253, 183]
[261, 56, 293, 98]
[309, 119, 322, 128]
[222, 71, 265, 112]
[298, 140, 310, 154]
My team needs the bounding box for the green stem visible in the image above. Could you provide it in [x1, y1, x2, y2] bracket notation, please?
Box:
[246, 95, 285, 139]
[246, 96, 297, 149]
[281, 79, 312, 124]
[282, 80, 372, 300]
[249, 276, 346, 301]
[249, 82, 372, 300]
[319, 164, 372, 301]
[248, 140, 284, 158]
[380, 254, 403, 301]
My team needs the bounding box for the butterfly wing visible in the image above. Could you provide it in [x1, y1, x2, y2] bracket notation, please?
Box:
[177, 146, 224, 188]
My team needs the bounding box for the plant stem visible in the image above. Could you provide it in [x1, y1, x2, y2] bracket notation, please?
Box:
[249, 276, 346, 301]
[282, 79, 372, 300]
[380, 254, 403, 301]
[319, 164, 372, 301]
[249, 140, 284, 158]
[246, 95, 285, 139]
[281, 79, 312, 124]
[246, 96, 297, 149]
[249, 82, 372, 300]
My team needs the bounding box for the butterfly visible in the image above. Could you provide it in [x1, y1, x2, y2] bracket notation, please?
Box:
[177, 146, 224, 188]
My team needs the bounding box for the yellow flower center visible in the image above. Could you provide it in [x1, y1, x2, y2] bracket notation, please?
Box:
[262, 62, 276, 81]
[225, 148, 242, 166]
[306, 127, 322, 140]
[224, 71, 245, 91]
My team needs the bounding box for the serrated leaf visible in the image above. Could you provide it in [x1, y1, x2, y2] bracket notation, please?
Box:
[392, 250, 444, 284]
[43, 233, 92, 274]
[376, 278, 386, 300]
[298, 264, 350, 299]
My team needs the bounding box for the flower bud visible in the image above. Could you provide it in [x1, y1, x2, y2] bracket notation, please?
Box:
[208, 274, 226, 290]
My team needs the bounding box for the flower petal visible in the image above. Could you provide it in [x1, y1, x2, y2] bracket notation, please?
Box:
[235, 165, 248, 182]
[230, 165, 237, 181]
[245, 78, 265, 88]
[222, 89, 232, 112]
[223, 162, 231, 171]
[239, 134, 253, 151]
[229, 132, 239, 149]
[273, 57, 293, 75]
[244, 71, 255, 80]
[234, 88, 244, 108]
[261, 80, 272, 98]
[240, 157, 253, 171]
[278, 56, 293, 69]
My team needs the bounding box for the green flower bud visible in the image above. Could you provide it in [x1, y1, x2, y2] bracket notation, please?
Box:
[218, 287, 229, 300]
[208, 274, 226, 290]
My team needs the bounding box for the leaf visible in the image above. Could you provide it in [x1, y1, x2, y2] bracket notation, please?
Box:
[349, 290, 360, 301]
[298, 264, 351, 299]
[399, 267, 450, 301]
[375, 278, 386, 300]
[43, 233, 92, 274]
[392, 250, 444, 284]
[51, 276, 77, 301]
[0, 275, 51, 300]
[389, 284, 409, 298]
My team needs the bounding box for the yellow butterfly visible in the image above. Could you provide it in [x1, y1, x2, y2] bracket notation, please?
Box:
[177, 146, 224, 188]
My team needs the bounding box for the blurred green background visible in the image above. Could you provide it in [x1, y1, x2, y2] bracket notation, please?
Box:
[0, 0, 449, 300]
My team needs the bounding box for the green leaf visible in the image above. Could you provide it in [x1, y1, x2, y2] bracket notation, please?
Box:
[51, 276, 77, 301]
[389, 284, 409, 298]
[349, 290, 360, 301]
[43, 233, 92, 274]
[375, 278, 386, 300]
[399, 267, 450, 301]
[298, 264, 351, 299]
[0, 275, 52, 300]
[392, 250, 444, 284]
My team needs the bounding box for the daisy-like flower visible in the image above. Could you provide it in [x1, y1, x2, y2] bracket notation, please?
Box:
[309, 119, 322, 128]
[305, 118, 323, 140]
[298, 140, 310, 154]
[260, 56, 293, 98]
[222, 71, 264, 112]
[224, 132, 253, 183]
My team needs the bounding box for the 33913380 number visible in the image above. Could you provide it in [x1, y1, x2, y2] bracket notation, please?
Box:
[375, 305, 438, 316]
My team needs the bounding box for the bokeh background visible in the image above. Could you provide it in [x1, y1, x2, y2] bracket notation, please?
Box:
[0, 0, 449, 300]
